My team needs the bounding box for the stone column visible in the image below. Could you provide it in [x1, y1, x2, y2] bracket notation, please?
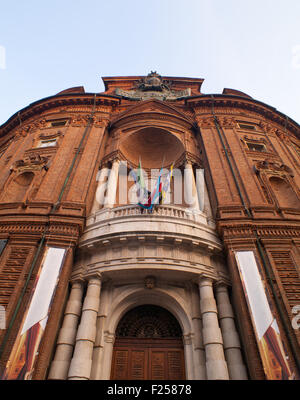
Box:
[215, 283, 248, 380]
[198, 276, 229, 380]
[48, 280, 84, 379]
[184, 160, 200, 211]
[183, 334, 195, 380]
[190, 283, 207, 379]
[195, 167, 205, 212]
[104, 158, 120, 208]
[67, 275, 101, 380]
[100, 332, 115, 380]
[195, 168, 213, 217]
[91, 166, 109, 214]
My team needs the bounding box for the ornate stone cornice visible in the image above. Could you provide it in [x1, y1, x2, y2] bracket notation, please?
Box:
[187, 95, 300, 138]
[219, 222, 300, 240]
[0, 94, 120, 139]
[0, 221, 81, 237]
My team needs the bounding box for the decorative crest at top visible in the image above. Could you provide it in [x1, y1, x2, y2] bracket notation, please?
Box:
[115, 71, 191, 101]
[136, 71, 170, 92]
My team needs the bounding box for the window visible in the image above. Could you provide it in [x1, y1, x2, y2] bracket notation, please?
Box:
[246, 142, 266, 152]
[50, 120, 67, 127]
[237, 121, 257, 131]
[37, 138, 57, 148]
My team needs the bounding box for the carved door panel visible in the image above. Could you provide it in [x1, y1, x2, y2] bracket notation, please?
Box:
[149, 349, 185, 380]
[111, 340, 185, 380]
[111, 350, 129, 380]
[149, 350, 166, 380]
[130, 350, 148, 380]
[166, 350, 184, 380]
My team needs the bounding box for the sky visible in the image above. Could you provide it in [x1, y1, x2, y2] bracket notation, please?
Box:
[0, 0, 300, 126]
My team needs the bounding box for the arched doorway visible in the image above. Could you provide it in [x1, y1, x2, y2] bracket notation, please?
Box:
[111, 305, 185, 380]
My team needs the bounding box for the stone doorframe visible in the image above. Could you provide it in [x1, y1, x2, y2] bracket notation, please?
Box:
[90, 287, 203, 380]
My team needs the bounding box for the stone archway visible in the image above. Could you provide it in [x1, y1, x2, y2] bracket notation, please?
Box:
[110, 305, 185, 380]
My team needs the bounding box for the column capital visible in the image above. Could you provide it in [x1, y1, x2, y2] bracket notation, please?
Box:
[101, 150, 123, 167]
[108, 152, 122, 165]
[184, 159, 193, 167]
[214, 280, 230, 292]
[85, 271, 102, 284]
[70, 271, 85, 285]
[197, 273, 215, 287]
[69, 280, 85, 290]
[112, 157, 121, 165]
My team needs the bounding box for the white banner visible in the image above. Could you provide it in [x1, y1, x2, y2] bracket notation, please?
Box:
[235, 250, 294, 380]
[2, 246, 66, 380]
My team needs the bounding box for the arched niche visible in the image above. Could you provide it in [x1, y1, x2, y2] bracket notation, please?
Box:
[269, 176, 299, 209]
[1, 171, 35, 202]
[119, 127, 184, 169]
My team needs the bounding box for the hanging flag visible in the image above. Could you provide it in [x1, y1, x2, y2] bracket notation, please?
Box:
[130, 159, 170, 211]
[150, 167, 163, 206]
[138, 167, 163, 211]
[130, 162, 148, 204]
[137, 159, 145, 193]
[161, 163, 174, 204]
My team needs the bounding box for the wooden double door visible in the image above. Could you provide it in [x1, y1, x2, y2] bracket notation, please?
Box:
[111, 338, 185, 380]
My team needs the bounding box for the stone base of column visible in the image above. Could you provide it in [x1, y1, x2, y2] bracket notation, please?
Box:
[67, 357, 92, 380]
[227, 363, 248, 380]
[206, 360, 229, 380]
[48, 360, 70, 380]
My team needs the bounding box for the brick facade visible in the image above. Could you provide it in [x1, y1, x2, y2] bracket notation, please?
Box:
[0, 73, 299, 380]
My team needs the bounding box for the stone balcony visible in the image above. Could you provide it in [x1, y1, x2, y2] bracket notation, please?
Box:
[81, 204, 220, 252]
[74, 204, 228, 281]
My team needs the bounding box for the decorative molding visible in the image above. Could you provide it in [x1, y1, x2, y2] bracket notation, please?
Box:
[177, 151, 202, 168]
[188, 97, 300, 138]
[195, 116, 214, 128]
[10, 154, 50, 174]
[71, 114, 92, 127]
[254, 159, 294, 178]
[0, 221, 81, 238]
[0, 96, 119, 141]
[104, 331, 115, 343]
[115, 71, 191, 101]
[144, 276, 156, 289]
[220, 223, 300, 240]
[218, 116, 236, 128]
[100, 150, 127, 167]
